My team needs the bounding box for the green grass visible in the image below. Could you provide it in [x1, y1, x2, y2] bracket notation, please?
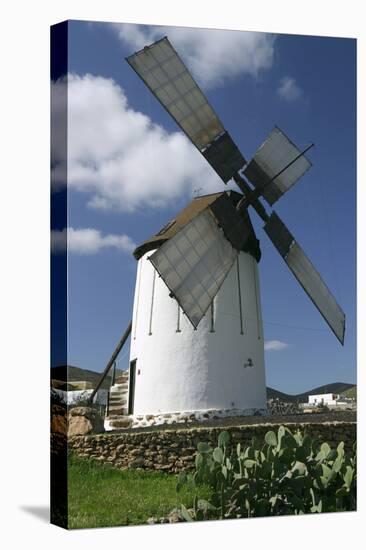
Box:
[68, 454, 209, 529]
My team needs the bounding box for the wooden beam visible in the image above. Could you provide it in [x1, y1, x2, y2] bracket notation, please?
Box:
[88, 321, 132, 404]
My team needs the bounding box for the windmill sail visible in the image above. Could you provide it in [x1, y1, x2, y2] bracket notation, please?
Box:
[264, 212, 345, 344]
[126, 38, 346, 344]
[244, 127, 312, 206]
[149, 208, 238, 328]
[126, 37, 245, 183]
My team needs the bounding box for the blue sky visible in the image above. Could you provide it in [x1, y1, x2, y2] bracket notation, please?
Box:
[51, 20, 356, 394]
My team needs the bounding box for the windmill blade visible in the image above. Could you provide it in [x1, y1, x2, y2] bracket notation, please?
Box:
[244, 127, 312, 206]
[126, 37, 246, 183]
[149, 207, 239, 328]
[264, 212, 345, 344]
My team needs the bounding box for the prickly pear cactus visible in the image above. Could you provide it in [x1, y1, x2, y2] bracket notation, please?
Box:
[176, 426, 356, 520]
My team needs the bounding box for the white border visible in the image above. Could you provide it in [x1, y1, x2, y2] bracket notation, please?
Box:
[1, 1, 364, 548]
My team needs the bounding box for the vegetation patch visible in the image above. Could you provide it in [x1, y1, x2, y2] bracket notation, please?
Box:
[67, 425, 356, 528]
[67, 454, 210, 528]
[176, 426, 356, 521]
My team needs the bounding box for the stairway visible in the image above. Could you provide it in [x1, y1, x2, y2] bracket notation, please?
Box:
[104, 371, 132, 430]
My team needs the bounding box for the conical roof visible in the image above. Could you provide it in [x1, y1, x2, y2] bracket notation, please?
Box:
[133, 190, 261, 262]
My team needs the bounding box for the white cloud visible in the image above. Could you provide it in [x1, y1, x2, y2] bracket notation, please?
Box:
[113, 23, 276, 88]
[51, 227, 136, 255]
[51, 74, 220, 211]
[277, 76, 303, 101]
[264, 340, 289, 351]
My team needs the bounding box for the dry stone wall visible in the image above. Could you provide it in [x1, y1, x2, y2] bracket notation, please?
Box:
[68, 421, 356, 474]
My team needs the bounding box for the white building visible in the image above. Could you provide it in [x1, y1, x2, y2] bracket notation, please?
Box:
[308, 393, 340, 406]
[124, 192, 268, 428]
[53, 388, 108, 406]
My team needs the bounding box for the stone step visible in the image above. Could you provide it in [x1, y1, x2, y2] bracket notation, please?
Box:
[109, 396, 127, 400]
[108, 408, 127, 416]
[107, 380, 129, 421]
[108, 422, 131, 428]
[105, 417, 132, 429]
[109, 391, 127, 398]
[109, 400, 127, 406]
[109, 407, 127, 416]
[109, 397, 127, 402]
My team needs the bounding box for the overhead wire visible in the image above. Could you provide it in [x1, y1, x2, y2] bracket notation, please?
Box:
[216, 308, 329, 333]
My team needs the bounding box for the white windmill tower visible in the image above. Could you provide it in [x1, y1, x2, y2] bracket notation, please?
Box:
[101, 37, 345, 430]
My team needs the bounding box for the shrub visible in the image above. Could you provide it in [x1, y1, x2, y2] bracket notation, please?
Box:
[51, 388, 66, 406]
[176, 426, 356, 521]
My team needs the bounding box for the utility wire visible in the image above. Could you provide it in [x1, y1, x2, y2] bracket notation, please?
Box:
[217, 309, 328, 332]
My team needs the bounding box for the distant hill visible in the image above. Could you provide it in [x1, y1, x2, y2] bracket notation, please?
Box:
[51, 365, 124, 390]
[267, 382, 356, 403]
[52, 366, 355, 400]
[266, 387, 295, 402]
[341, 386, 357, 399]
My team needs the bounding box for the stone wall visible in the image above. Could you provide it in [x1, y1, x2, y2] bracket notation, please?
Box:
[68, 421, 356, 474]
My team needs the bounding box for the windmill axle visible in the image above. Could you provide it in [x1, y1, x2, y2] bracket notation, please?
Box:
[233, 172, 270, 222]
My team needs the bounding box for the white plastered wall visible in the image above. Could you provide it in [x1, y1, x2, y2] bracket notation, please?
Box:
[129, 249, 267, 416]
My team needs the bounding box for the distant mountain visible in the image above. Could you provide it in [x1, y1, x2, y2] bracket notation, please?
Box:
[51, 365, 124, 390]
[52, 366, 355, 400]
[341, 386, 357, 399]
[267, 382, 356, 403]
[266, 387, 295, 402]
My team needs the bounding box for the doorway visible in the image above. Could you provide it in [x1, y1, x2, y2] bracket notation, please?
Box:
[128, 360, 136, 415]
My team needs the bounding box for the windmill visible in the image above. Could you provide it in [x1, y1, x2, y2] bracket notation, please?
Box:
[103, 36, 345, 430]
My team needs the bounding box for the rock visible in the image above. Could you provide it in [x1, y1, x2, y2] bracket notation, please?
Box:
[69, 407, 88, 417]
[68, 407, 104, 436]
[129, 457, 145, 467]
[167, 508, 182, 523]
[51, 414, 67, 435]
[68, 416, 93, 436]
[129, 448, 142, 457]
[159, 517, 169, 523]
[180, 455, 194, 462]
[51, 403, 67, 435]
[155, 464, 172, 471]
[107, 417, 132, 429]
[181, 448, 195, 456]
[147, 517, 157, 525]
